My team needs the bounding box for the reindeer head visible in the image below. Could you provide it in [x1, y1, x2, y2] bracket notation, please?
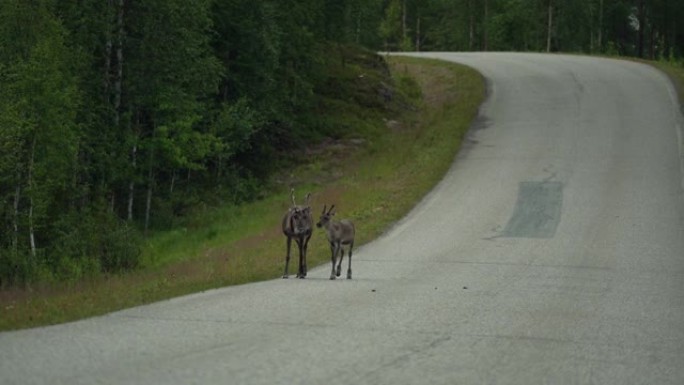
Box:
[290, 206, 312, 234]
[316, 204, 335, 228]
[288, 189, 312, 235]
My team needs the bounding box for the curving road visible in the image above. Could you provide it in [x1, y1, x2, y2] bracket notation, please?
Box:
[2, 53, 684, 384]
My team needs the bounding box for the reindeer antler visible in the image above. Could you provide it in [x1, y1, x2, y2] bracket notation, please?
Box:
[304, 193, 311, 207]
[290, 188, 296, 207]
[328, 204, 336, 214]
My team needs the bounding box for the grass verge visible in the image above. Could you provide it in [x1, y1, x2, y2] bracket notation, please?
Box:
[650, 60, 684, 114]
[0, 55, 485, 331]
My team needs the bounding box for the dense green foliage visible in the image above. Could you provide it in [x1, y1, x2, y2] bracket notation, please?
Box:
[1, 0, 682, 286]
[382, 0, 684, 58]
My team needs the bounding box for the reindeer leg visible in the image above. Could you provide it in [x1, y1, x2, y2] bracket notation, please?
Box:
[296, 238, 305, 279]
[302, 234, 311, 277]
[346, 242, 354, 279]
[283, 237, 292, 279]
[329, 242, 338, 280]
[336, 247, 343, 277]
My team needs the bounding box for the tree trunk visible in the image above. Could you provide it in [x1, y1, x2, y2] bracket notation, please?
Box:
[113, 0, 124, 128]
[28, 202, 36, 259]
[144, 143, 156, 235]
[401, 0, 407, 46]
[27, 135, 37, 259]
[355, 12, 361, 44]
[12, 181, 20, 256]
[104, 0, 113, 102]
[415, 17, 420, 51]
[170, 170, 176, 195]
[650, 23, 656, 59]
[598, 0, 603, 51]
[144, 175, 153, 235]
[469, 0, 475, 50]
[101, 0, 116, 214]
[670, 12, 677, 60]
[546, 0, 553, 52]
[637, 0, 645, 58]
[483, 0, 489, 51]
[127, 142, 137, 221]
[216, 154, 222, 182]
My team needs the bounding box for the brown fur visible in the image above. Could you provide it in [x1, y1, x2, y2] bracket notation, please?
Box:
[282, 189, 313, 278]
[316, 204, 355, 280]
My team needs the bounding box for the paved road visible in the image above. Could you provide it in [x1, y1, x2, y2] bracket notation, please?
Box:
[2, 53, 684, 384]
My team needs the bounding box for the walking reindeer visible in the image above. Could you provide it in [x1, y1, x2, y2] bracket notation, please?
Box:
[316, 204, 355, 280]
[282, 189, 313, 278]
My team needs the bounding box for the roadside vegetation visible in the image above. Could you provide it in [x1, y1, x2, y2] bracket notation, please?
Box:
[652, 60, 684, 113]
[0, 54, 485, 331]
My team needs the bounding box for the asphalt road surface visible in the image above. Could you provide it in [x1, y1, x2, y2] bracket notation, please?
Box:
[2, 53, 684, 385]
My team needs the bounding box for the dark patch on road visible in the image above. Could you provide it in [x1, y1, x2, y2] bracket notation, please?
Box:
[502, 181, 563, 238]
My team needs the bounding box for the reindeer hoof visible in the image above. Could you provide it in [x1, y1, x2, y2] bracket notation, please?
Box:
[282, 275, 289, 279]
[347, 272, 352, 279]
[329, 275, 336, 280]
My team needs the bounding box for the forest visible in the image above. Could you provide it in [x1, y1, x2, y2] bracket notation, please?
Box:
[1, 0, 682, 286]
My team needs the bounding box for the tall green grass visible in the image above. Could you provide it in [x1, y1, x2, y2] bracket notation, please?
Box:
[652, 60, 684, 112]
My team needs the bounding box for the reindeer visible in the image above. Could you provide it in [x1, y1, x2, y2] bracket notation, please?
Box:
[316, 204, 355, 280]
[282, 189, 313, 279]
